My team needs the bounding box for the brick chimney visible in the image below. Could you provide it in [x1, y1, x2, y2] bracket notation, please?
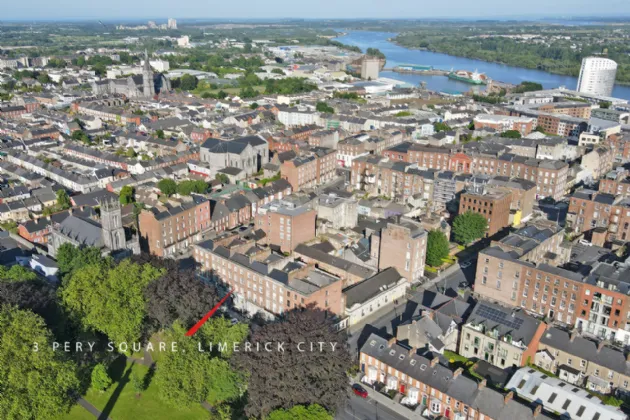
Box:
[570, 332, 577, 342]
[387, 336, 396, 346]
[408, 347, 416, 356]
[504, 391, 514, 405]
[597, 341, 605, 352]
[453, 367, 463, 378]
[431, 357, 439, 367]
[478, 379, 486, 390]
[533, 404, 542, 417]
[626, 352, 630, 362]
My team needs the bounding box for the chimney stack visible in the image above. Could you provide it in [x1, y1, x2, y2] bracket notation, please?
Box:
[570, 332, 577, 342]
[504, 391, 514, 405]
[387, 336, 396, 346]
[478, 379, 486, 390]
[597, 341, 605, 352]
[533, 404, 542, 417]
[453, 367, 463, 378]
[431, 357, 439, 367]
[626, 352, 630, 362]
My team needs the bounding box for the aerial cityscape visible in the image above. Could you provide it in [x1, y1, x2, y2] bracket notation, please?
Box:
[3, 4, 630, 420]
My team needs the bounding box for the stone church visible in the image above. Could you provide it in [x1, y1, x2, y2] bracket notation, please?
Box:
[48, 199, 140, 257]
[91, 51, 170, 98]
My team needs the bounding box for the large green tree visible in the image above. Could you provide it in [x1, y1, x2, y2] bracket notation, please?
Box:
[426, 229, 450, 267]
[0, 306, 79, 420]
[267, 404, 333, 420]
[154, 321, 247, 407]
[55, 244, 104, 277]
[91, 363, 112, 391]
[60, 259, 164, 346]
[500, 130, 522, 139]
[119, 185, 135, 205]
[157, 178, 177, 196]
[452, 211, 488, 245]
[231, 307, 352, 418]
[56, 189, 72, 209]
[0, 265, 38, 282]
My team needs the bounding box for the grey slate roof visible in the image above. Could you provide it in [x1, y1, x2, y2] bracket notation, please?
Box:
[343, 267, 403, 307]
[361, 334, 554, 420]
[466, 300, 542, 346]
[56, 215, 103, 248]
[541, 327, 630, 376]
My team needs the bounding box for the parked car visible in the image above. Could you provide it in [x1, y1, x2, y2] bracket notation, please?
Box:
[352, 384, 368, 398]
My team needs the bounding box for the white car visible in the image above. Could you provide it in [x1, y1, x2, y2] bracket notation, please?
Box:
[460, 261, 472, 269]
[578, 239, 592, 247]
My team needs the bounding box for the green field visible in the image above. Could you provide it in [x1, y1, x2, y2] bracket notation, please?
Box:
[63, 358, 209, 420]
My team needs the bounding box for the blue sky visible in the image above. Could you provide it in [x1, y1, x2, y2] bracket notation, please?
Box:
[1, 0, 629, 20]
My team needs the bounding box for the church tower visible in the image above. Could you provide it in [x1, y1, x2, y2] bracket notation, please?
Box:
[142, 50, 155, 98]
[100, 198, 126, 252]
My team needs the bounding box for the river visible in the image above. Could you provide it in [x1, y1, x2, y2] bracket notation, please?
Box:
[335, 30, 630, 101]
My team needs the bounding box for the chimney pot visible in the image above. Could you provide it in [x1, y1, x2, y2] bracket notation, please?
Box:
[570, 332, 577, 342]
[478, 379, 486, 390]
[431, 357, 439, 367]
[597, 341, 605, 352]
[387, 336, 396, 346]
[453, 367, 463, 378]
[533, 404, 542, 417]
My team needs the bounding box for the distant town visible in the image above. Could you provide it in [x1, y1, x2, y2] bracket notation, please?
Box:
[2, 16, 630, 420]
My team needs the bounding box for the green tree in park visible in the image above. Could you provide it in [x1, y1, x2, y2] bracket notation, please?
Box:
[267, 404, 333, 420]
[154, 320, 247, 407]
[91, 363, 112, 391]
[157, 178, 177, 196]
[426, 229, 450, 267]
[0, 264, 38, 282]
[155, 129, 165, 139]
[60, 259, 164, 347]
[119, 185, 135, 205]
[452, 211, 488, 245]
[0, 306, 79, 419]
[56, 189, 72, 210]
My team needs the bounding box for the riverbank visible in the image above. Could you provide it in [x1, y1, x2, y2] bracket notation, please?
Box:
[334, 30, 630, 99]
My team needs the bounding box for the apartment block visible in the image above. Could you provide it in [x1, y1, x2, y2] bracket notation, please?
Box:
[255, 199, 316, 253]
[459, 187, 512, 237]
[567, 189, 630, 244]
[473, 114, 535, 136]
[194, 238, 344, 319]
[379, 219, 427, 283]
[138, 196, 210, 257]
[280, 147, 336, 191]
[316, 193, 358, 229]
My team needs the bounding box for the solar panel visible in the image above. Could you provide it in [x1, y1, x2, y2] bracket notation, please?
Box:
[562, 400, 571, 410]
[577, 406, 586, 417]
[548, 393, 558, 403]
[476, 304, 525, 330]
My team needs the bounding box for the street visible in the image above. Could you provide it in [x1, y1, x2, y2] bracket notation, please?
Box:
[336, 393, 416, 420]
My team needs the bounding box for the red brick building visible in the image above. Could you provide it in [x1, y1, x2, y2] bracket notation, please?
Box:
[255, 200, 316, 253]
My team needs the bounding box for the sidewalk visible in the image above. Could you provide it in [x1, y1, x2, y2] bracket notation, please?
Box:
[351, 378, 426, 420]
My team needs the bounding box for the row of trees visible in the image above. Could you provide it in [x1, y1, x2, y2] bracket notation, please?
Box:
[156, 178, 208, 197]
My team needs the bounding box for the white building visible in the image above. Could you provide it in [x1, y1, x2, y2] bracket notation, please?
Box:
[576, 57, 618, 97]
[344, 268, 408, 327]
[167, 18, 177, 30]
[140, 59, 170, 72]
[277, 107, 320, 127]
[177, 36, 190, 47]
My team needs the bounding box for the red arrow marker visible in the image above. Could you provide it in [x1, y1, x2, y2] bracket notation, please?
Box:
[185, 290, 233, 337]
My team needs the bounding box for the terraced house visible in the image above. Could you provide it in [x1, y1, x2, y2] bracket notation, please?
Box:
[360, 333, 554, 420]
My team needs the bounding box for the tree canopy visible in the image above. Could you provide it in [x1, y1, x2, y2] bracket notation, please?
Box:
[157, 178, 177, 196]
[153, 321, 247, 407]
[0, 306, 79, 420]
[316, 102, 335, 114]
[119, 185, 134, 205]
[264, 77, 317, 95]
[231, 307, 352, 418]
[434, 121, 451, 132]
[0, 264, 38, 282]
[267, 404, 333, 420]
[56, 189, 72, 209]
[426, 229, 450, 267]
[500, 130, 522, 139]
[452, 211, 488, 245]
[60, 259, 164, 346]
[176, 180, 208, 196]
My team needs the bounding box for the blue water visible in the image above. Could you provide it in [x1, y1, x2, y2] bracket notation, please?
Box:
[335, 30, 630, 100]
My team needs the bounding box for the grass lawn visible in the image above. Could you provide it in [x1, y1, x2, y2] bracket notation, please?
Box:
[129, 332, 168, 365]
[64, 357, 209, 420]
[59, 405, 97, 420]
